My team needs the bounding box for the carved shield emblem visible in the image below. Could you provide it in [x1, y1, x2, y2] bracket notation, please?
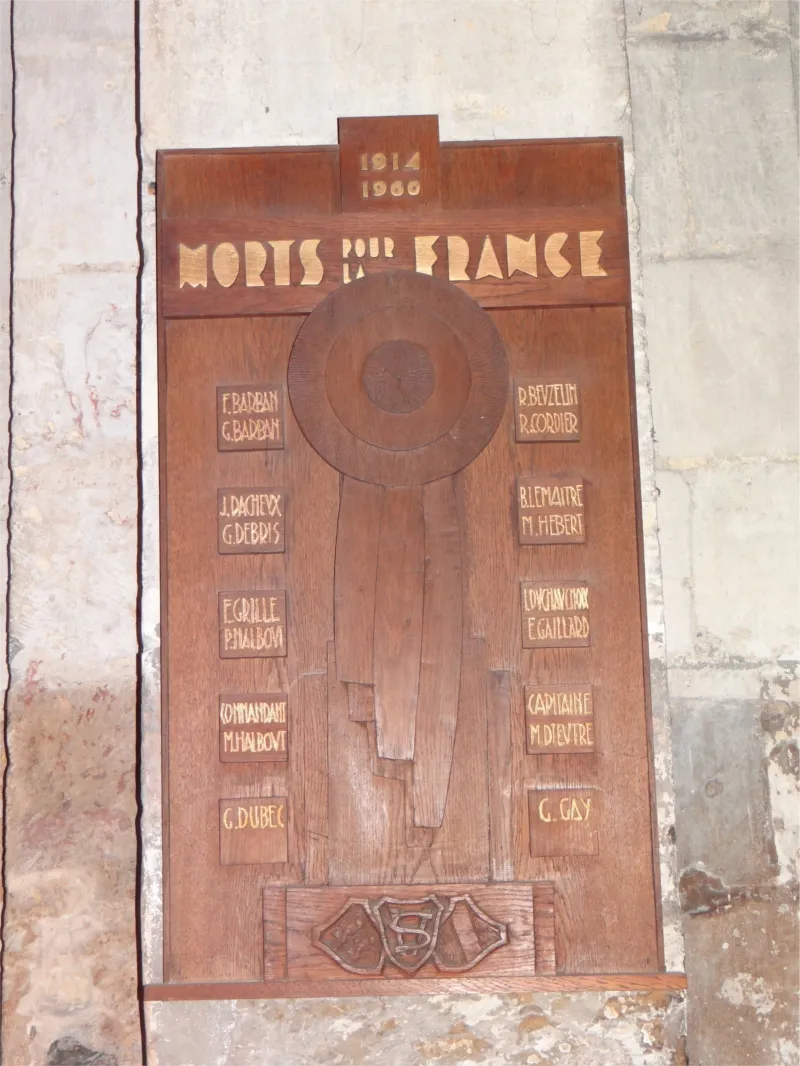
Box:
[315, 900, 384, 975]
[434, 895, 509, 972]
[373, 895, 444, 973]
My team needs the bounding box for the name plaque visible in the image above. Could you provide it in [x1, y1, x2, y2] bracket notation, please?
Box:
[514, 378, 581, 442]
[517, 476, 585, 544]
[218, 591, 287, 659]
[219, 693, 288, 762]
[525, 685, 595, 754]
[219, 798, 288, 866]
[521, 581, 590, 648]
[529, 789, 600, 857]
[217, 488, 286, 554]
[216, 384, 285, 452]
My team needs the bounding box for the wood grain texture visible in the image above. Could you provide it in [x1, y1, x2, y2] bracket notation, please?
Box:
[298, 672, 328, 885]
[262, 888, 288, 981]
[487, 670, 514, 881]
[412, 477, 463, 829]
[411, 636, 489, 882]
[333, 478, 383, 684]
[327, 641, 411, 886]
[532, 882, 557, 975]
[462, 305, 659, 973]
[160, 147, 341, 219]
[373, 487, 424, 760]
[158, 137, 624, 220]
[161, 315, 338, 981]
[286, 270, 508, 487]
[347, 683, 375, 723]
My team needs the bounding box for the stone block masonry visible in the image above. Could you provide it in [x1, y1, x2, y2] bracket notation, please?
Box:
[0, 0, 795, 1064]
[1, 2, 140, 1064]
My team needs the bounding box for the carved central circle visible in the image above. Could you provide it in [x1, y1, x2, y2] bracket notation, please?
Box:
[362, 340, 435, 414]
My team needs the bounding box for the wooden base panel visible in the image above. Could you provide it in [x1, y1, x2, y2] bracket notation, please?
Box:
[144, 972, 688, 1002]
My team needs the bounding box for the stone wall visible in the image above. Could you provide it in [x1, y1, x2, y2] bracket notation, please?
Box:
[1, 3, 141, 1064]
[626, 4, 799, 1064]
[0, 1, 796, 1065]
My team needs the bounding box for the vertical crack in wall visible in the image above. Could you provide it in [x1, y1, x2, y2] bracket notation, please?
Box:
[0, 4, 16, 1059]
[133, 0, 148, 1060]
[619, 0, 683, 975]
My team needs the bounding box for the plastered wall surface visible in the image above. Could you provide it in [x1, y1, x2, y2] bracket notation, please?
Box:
[626, 4, 799, 1064]
[1, 3, 141, 1064]
[0, 1, 796, 1065]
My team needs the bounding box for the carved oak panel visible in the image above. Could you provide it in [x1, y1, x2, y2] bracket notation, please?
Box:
[150, 117, 665, 999]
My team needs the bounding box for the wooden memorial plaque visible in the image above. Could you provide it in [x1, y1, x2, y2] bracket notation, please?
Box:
[150, 117, 673, 1001]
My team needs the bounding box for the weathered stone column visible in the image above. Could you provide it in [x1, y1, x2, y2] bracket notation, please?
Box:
[2, 3, 141, 1063]
[626, 3, 799, 1063]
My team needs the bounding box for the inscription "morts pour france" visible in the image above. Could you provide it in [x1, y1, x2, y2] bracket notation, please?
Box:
[218, 591, 287, 658]
[521, 581, 590, 648]
[216, 385, 284, 452]
[514, 378, 580, 442]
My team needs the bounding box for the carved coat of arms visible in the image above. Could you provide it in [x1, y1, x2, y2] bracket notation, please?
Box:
[315, 892, 508, 976]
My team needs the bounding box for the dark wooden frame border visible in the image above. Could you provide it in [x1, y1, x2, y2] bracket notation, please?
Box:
[150, 134, 678, 996]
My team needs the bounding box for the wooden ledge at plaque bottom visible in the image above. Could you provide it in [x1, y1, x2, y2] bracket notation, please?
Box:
[143, 973, 688, 1002]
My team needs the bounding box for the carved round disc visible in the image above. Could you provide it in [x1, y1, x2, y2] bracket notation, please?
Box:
[362, 340, 435, 413]
[287, 271, 508, 487]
